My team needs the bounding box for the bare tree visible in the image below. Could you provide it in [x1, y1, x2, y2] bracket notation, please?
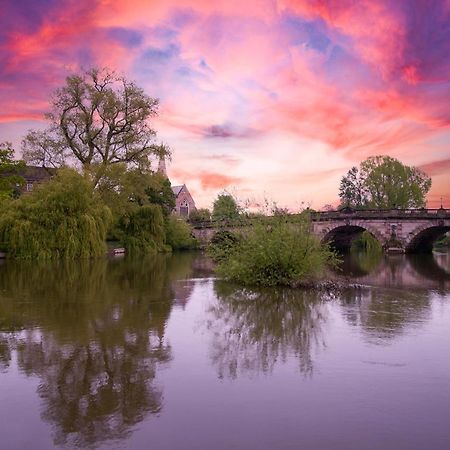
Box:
[22, 68, 168, 185]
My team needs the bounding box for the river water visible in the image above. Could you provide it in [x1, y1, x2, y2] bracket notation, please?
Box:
[0, 251, 449, 450]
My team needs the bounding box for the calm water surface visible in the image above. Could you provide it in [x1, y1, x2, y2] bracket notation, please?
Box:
[0, 252, 449, 450]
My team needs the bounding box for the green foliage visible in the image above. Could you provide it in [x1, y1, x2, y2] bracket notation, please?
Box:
[339, 155, 431, 209]
[189, 208, 211, 223]
[22, 67, 165, 186]
[212, 218, 339, 287]
[0, 169, 111, 259]
[145, 174, 176, 216]
[207, 230, 241, 262]
[0, 141, 25, 200]
[351, 231, 382, 253]
[96, 165, 174, 246]
[165, 216, 197, 250]
[118, 204, 165, 255]
[212, 193, 240, 220]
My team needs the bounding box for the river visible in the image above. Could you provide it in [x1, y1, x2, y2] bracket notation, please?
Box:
[0, 251, 449, 450]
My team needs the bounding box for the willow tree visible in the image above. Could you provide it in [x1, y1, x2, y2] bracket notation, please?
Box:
[22, 68, 168, 185]
[0, 169, 111, 259]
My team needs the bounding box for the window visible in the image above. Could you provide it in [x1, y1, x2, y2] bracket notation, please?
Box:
[180, 200, 189, 216]
[26, 183, 33, 192]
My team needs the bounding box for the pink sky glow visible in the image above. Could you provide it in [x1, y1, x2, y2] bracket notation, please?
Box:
[1, 0, 449, 209]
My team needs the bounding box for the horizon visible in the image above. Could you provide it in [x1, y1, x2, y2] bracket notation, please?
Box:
[1, 0, 449, 210]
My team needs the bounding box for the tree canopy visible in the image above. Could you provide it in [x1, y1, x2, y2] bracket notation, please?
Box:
[212, 193, 240, 220]
[0, 169, 111, 258]
[22, 68, 168, 185]
[0, 141, 25, 200]
[339, 155, 431, 209]
[145, 173, 176, 217]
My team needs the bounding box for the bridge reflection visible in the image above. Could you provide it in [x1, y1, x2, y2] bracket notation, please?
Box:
[332, 251, 450, 291]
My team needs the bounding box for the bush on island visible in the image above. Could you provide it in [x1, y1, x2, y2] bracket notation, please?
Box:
[210, 217, 339, 287]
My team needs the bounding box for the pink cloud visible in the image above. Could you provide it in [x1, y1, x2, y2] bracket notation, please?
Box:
[1, 0, 449, 208]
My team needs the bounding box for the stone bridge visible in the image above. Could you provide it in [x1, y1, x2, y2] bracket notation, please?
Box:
[192, 208, 450, 253]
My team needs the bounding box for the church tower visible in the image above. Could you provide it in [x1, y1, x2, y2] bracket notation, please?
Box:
[157, 155, 168, 178]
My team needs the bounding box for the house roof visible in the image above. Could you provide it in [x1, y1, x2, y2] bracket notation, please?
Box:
[1, 165, 55, 182]
[19, 166, 55, 182]
[172, 185, 184, 196]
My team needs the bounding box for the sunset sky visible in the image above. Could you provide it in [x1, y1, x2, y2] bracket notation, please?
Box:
[1, 0, 449, 210]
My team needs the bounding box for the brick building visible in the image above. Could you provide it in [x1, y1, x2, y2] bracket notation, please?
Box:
[157, 156, 196, 217]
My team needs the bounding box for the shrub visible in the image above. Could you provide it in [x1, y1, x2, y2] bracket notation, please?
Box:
[212, 218, 338, 287]
[165, 216, 197, 250]
[0, 169, 111, 259]
[208, 230, 241, 262]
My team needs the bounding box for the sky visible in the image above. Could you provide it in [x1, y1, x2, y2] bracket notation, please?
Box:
[1, 0, 449, 210]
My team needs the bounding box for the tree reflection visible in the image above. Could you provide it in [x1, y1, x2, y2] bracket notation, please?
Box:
[340, 286, 432, 343]
[336, 250, 384, 277]
[206, 281, 332, 379]
[0, 254, 195, 448]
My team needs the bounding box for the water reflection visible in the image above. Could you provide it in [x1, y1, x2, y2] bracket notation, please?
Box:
[205, 252, 450, 379]
[335, 251, 450, 291]
[0, 251, 449, 449]
[340, 287, 432, 343]
[206, 281, 333, 378]
[0, 254, 197, 448]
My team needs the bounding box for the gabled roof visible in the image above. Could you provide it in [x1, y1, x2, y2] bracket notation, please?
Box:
[172, 185, 184, 196]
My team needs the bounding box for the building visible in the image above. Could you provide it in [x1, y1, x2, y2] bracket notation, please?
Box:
[19, 166, 54, 192]
[171, 184, 196, 216]
[157, 156, 196, 217]
[1, 166, 55, 194]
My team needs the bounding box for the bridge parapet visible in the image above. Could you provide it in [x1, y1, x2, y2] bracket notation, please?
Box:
[191, 209, 450, 253]
[312, 208, 450, 221]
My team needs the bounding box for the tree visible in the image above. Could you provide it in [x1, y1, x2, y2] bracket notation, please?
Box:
[189, 208, 211, 223]
[361, 156, 431, 209]
[212, 193, 240, 220]
[339, 166, 366, 208]
[0, 169, 111, 259]
[118, 204, 165, 254]
[94, 164, 170, 251]
[145, 173, 176, 217]
[22, 68, 167, 185]
[165, 216, 197, 250]
[0, 141, 25, 199]
[339, 155, 431, 209]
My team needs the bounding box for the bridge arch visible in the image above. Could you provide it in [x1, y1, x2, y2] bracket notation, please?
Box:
[322, 224, 383, 252]
[406, 225, 450, 253]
